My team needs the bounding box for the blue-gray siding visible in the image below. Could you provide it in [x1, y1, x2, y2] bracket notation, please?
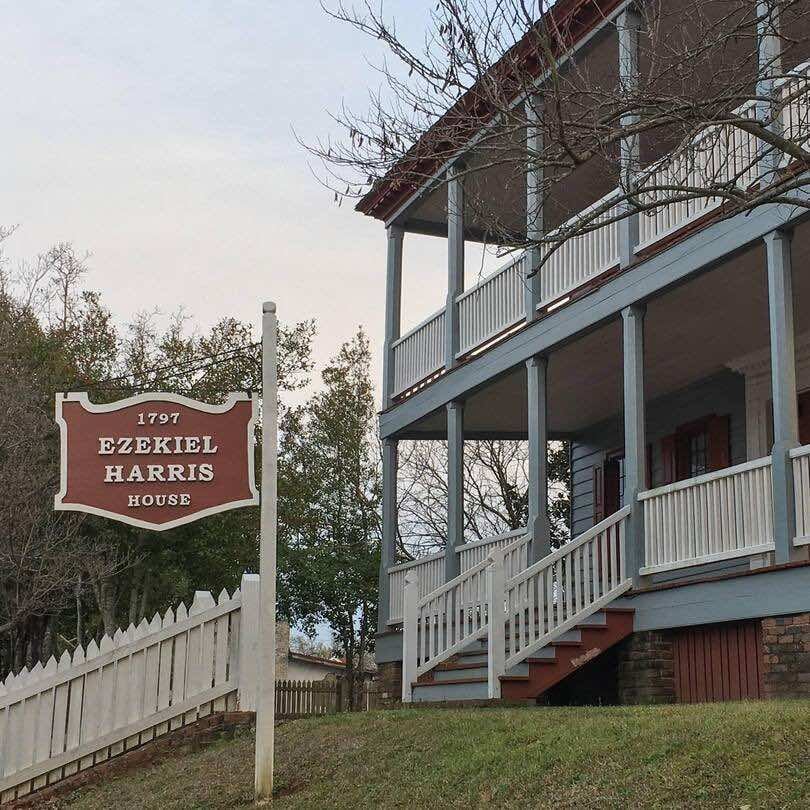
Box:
[570, 370, 747, 538]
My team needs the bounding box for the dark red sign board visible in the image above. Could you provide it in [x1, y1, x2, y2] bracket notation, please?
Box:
[55, 392, 258, 531]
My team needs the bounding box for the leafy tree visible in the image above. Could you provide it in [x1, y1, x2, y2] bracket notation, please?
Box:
[0, 235, 317, 672]
[279, 330, 380, 704]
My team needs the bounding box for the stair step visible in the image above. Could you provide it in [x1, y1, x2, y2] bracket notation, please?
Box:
[411, 678, 490, 703]
[433, 665, 488, 682]
[435, 660, 488, 672]
[413, 676, 487, 687]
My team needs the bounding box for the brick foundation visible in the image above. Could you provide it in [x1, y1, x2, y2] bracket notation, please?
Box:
[7, 711, 254, 809]
[376, 660, 403, 707]
[616, 631, 676, 704]
[761, 612, 810, 699]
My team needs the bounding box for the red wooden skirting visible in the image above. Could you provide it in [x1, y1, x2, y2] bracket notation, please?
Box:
[673, 621, 763, 703]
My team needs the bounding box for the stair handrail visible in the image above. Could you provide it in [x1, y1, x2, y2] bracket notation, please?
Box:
[488, 507, 633, 692]
[401, 532, 529, 702]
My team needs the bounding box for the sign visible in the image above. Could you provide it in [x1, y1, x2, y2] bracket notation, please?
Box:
[55, 391, 258, 531]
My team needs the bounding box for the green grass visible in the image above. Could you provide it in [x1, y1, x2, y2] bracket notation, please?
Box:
[51, 701, 810, 809]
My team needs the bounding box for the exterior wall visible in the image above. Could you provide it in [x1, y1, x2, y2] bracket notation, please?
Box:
[286, 658, 344, 681]
[375, 660, 403, 707]
[571, 369, 747, 538]
[616, 631, 676, 704]
[761, 612, 810, 699]
[615, 612, 810, 705]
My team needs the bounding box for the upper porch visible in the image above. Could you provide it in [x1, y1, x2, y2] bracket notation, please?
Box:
[380, 57, 810, 426]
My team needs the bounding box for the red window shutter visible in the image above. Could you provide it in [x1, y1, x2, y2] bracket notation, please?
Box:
[708, 414, 731, 471]
[661, 434, 676, 485]
[593, 464, 604, 523]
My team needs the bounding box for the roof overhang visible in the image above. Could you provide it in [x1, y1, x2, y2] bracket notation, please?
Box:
[355, 0, 628, 225]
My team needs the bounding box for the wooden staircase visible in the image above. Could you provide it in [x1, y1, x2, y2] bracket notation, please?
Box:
[410, 607, 635, 703]
[499, 607, 634, 701]
[403, 508, 635, 704]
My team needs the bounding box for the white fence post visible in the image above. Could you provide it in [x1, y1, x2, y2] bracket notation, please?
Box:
[238, 573, 261, 712]
[401, 572, 419, 703]
[486, 549, 505, 699]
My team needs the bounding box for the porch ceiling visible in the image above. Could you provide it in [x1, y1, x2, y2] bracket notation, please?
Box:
[398, 218, 810, 440]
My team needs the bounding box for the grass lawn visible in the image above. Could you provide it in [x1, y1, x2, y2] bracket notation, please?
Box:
[50, 701, 810, 809]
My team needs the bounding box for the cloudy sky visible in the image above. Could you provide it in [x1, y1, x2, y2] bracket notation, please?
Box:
[2, 1, 502, 399]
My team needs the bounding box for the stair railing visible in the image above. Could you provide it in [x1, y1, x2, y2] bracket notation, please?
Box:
[401, 533, 529, 702]
[487, 506, 633, 695]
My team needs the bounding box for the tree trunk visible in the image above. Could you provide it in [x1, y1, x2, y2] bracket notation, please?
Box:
[128, 568, 142, 626]
[139, 571, 151, 623]
[92, 577, 118, 636]
[75, 574, 83, 648]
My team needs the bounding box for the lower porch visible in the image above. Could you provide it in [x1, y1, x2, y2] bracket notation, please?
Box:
[377, 221, 810, 703]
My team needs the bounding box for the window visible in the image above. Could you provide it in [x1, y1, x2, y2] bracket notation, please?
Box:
[687, 429, 708, 477]
[661, 414, 730, 484]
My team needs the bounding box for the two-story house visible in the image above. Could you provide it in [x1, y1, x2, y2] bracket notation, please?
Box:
[359, 0, 810, 705]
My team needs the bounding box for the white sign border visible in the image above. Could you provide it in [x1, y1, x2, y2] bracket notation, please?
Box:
[54, 391, 260, 532]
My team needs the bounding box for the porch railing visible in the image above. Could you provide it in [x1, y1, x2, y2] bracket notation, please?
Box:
[639, 457, 775, 575]
[538, 190, 621, 308]
[497, 507, 632, 677]
[457, 528, 529, 575]
[387, 551, 445, 625]
[399, 532, 530, 700]
[389, 63, 810, 400]
[457, 255, 527, 357]
[790, 444, 810, 546]
[390, 309, 445, 397]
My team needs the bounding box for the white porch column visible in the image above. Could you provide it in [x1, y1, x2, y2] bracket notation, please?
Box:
[377, 438, 399, 633]
[765, 229, 799, 563]
[617, 7, 641, 269]
[622, 304, 647, 581]
[446, 400, 464, 581]
[446, 164, 465, 368]
[525, 96, 543, 321]
[382, 225, 404, 408]
[757, 0, 783, 188]
[527, 355, 551, 563]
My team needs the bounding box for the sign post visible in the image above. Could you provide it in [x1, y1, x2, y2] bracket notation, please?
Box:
[255, 301, 278, 804]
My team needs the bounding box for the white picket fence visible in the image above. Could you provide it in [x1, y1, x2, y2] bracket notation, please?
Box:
[0, 575, 267, 804]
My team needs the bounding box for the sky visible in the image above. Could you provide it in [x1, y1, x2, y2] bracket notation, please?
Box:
[1, 1, 501, 401]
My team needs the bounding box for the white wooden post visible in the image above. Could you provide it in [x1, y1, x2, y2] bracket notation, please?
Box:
[486, 548, 505, 699]
[255, 301, 278, 805]
[238, 573, 260, 712]
[401, 572, 419, 703]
